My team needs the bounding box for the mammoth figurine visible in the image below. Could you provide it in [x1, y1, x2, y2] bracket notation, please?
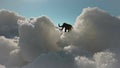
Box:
[58, 23, 73, 32]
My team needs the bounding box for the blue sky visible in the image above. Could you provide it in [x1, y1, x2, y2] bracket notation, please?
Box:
[0, 0, 120, 25]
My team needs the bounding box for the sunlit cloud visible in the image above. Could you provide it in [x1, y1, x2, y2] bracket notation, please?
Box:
[0, 7, 120, 68]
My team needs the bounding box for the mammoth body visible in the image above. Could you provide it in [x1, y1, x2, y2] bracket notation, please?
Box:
[58, 23, 73, 32]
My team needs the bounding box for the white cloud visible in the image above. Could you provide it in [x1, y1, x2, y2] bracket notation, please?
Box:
[0, 64, 5, 68]
[75, 56, 96, 68]
[18, 7, 120, 68]
[60, 7, 120, 53]
[94, 51, 117, 68]
[75, 51, 119, 68]
[18, 16, 61, 62]
[22, 52, 75, 68]
[0, 36, 27, 68]
[0, 36, 18, 65]
[0, 7, 120, 68]
[5, 49, 27, 68]
[0, 9, 25, 38]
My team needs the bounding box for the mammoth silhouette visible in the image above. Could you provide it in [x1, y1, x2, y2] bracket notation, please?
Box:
[58, 23, 73, 32]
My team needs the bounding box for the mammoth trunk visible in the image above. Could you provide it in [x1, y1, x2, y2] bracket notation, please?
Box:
[58, 24, 62, 27]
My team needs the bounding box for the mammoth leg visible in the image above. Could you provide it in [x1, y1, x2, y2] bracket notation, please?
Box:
[61, 26, 64, 31]
[68, 26, 72, 32]
[65, 28, 67, 32]
[68, 29, 70, 32]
